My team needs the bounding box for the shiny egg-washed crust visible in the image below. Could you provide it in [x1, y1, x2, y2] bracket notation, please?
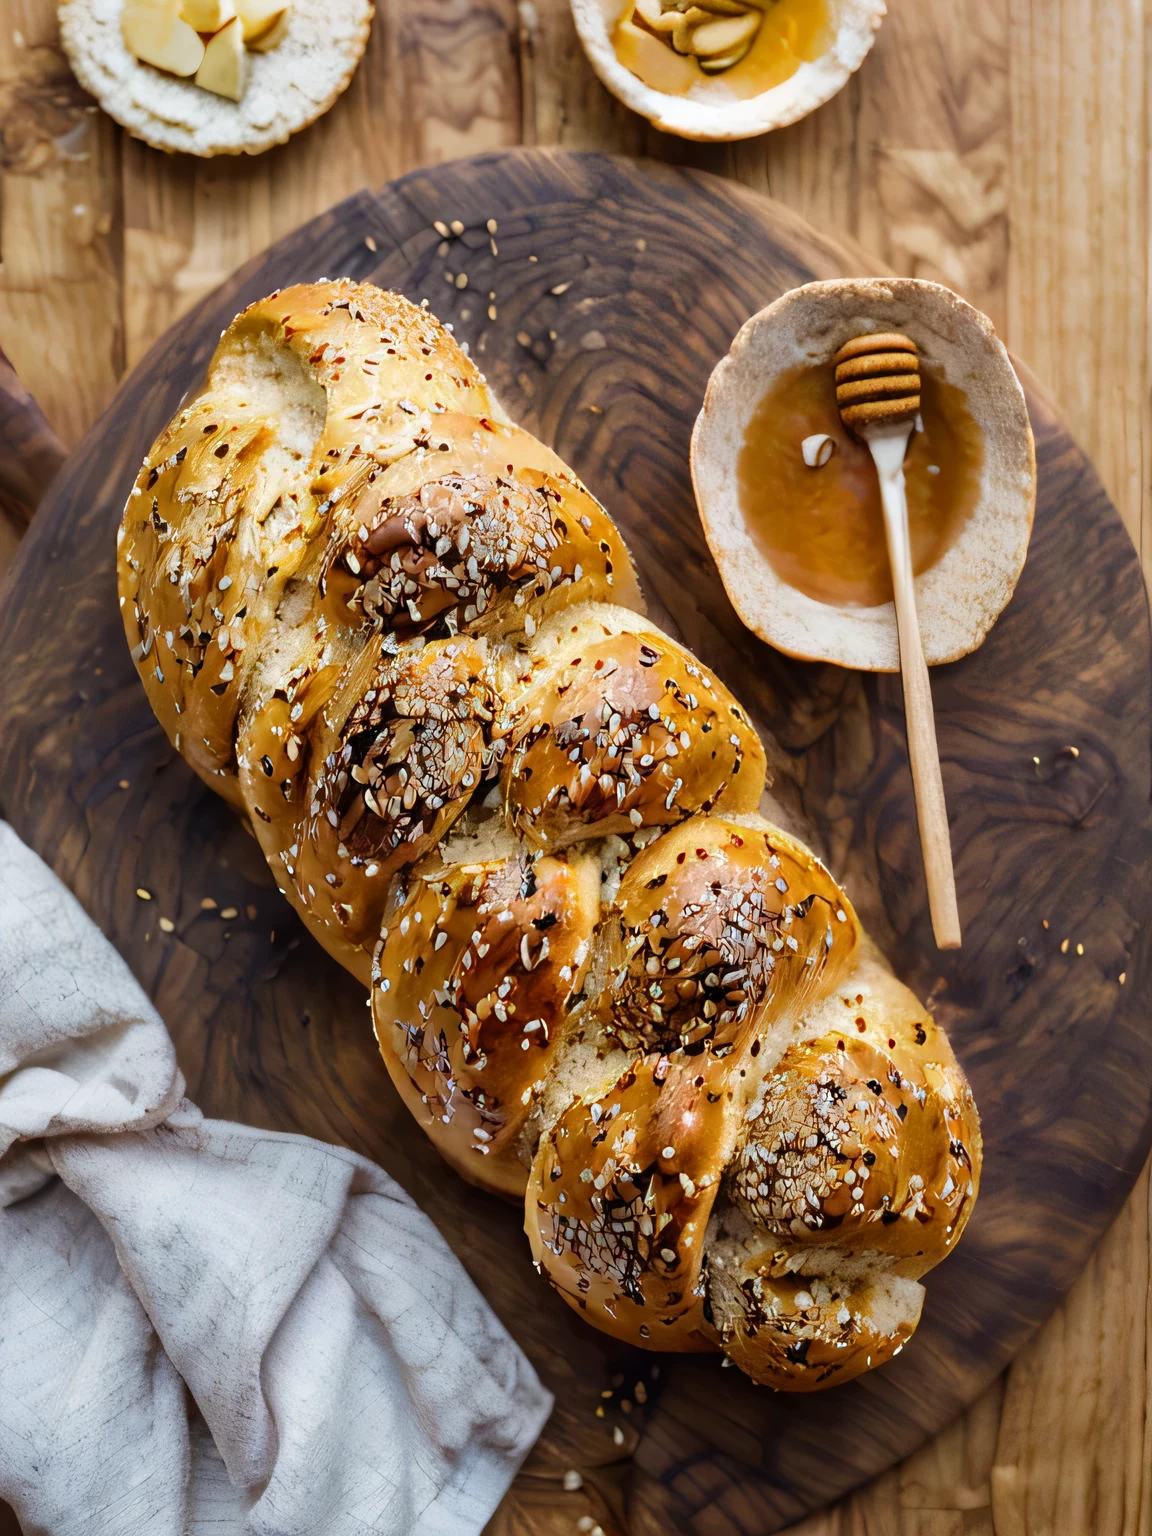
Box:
[119, 280, 981, 1391]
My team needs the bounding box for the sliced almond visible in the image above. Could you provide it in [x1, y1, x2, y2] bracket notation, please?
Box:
[180, 0, 235, 30]
[690, 10, 759, 57]
[235, 0, 287, 41]
[699, 50, 746, 71]
[670, 7, 712, 51]
[195, 14, 249, 98]
[247, 5, 290, 50]
[121, 0, 205, 76]
[632, 0, 664, 27]
[696, 0, 754, 16]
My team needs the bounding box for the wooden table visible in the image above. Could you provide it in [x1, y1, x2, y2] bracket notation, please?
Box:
[0, 2, 1148, 1532]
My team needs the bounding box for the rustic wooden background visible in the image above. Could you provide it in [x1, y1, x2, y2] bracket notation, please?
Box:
[0, 0, 1148, 1533]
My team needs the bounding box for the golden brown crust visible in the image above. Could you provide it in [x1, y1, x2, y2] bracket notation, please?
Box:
[705, 940, 981, 1387]
[119, 279, 981, 1393]
[524, 816, 865, 1352]
[373, 848, 601, 1198]
[503, 609, 765, 849]
[709, 1255, 923, 1390]
[238, 635, 505, 972]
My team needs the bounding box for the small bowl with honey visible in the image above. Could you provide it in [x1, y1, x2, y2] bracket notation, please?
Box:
[690, 278, 1036, 670]
[570, 0, 885, 141]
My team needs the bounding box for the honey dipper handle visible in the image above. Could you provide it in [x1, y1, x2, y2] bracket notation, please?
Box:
[866, 426, 962, 950]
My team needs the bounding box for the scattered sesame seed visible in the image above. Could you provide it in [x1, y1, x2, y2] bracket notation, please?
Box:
[159, 917, 174, 933]
[136, 887, 152, 901]
[434, 220, 450, 238]
[551, 282, 571, 295]
[562, 1470, 582, 1491]
[200, 897, 217, 910]
[118, 779, 130, 789]
[1076, 942, 1084, 956]
[364, 235, 377, 252]
[486, 218, 498, 234]
[1060, 938, 1069, 954]
[220, 906, 239, 921]
[450, 220, 464, 236]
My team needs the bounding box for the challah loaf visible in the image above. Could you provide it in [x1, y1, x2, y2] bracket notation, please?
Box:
[118, 279, 981, 1390]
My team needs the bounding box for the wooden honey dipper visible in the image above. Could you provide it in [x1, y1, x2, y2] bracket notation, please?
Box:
[834, 332, 962, 950]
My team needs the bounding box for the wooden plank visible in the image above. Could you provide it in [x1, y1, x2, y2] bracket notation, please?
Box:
[754, 0, 1010, 334]
[0, 0, 122, 448]
[984, 7, 1152, 1536]
[1006, 0, 1150, 560]
[990, 1163, 1152, 1536]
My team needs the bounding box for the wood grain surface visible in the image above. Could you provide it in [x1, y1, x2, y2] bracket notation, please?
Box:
[1, 148, 1151, 1534]
[0, 0, 1149, 1532]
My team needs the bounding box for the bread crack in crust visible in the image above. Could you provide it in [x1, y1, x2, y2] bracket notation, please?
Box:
[119, 279, 981, 1389]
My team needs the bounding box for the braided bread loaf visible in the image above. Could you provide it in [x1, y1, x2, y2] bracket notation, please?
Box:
[118, 279, 981, 1390]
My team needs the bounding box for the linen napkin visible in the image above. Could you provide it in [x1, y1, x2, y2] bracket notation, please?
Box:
[0, 821, 552, 1536]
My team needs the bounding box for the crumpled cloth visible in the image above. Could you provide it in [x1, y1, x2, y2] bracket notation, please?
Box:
[0, 822, 552, 1535]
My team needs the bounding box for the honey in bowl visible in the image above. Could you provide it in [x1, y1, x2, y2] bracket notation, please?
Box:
[613, 0, 835, 102]
[736, 361, 984, 609]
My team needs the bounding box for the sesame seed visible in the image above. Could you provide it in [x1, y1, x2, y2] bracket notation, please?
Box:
[159, 917, 174, 933]
[136, 887, 152, 901]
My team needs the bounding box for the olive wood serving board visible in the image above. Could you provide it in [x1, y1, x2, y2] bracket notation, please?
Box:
[1, 150, 1150, 1535]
